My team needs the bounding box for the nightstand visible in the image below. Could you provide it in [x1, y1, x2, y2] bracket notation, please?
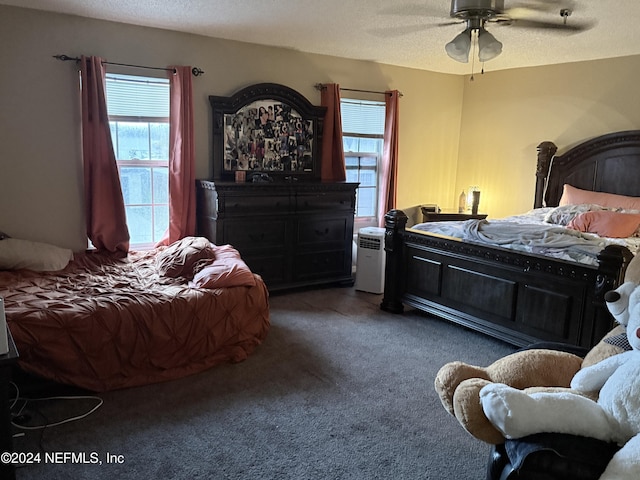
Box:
[421, 207, 487, 223]
[1, 326, 18, 480]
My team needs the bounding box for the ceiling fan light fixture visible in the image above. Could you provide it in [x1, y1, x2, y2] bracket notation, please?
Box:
[445, 29, 472, 63]
[477, 28, 502, 62]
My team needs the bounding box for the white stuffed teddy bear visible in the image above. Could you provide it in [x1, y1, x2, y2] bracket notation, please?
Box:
[480, 281, 640, 480]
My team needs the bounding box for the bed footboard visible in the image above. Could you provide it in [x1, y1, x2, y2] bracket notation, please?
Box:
[380, 209, 632, 348]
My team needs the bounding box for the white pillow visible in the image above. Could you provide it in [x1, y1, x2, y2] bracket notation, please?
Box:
[0, 238, 74, 272]
[544, 204, 606, 225]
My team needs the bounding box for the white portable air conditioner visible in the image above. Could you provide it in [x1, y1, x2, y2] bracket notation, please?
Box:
[354, 227, 386, 294]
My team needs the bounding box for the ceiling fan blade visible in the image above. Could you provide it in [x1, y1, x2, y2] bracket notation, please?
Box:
[505, 1, 576, 15]
[368, 19, 464, 38]
[495, 17, 594, 32]
[437, 21, 465, 27]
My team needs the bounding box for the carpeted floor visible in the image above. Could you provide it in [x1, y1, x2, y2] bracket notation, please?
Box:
[12, 286, 516, 479]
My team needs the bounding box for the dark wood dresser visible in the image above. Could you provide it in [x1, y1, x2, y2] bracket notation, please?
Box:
[196, 180, 358, 291]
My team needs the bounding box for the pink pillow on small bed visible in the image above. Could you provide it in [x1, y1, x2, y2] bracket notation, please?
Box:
[156, 236, 216, 278]
[567, 211, 640, 238]
[190, 245, 256, 289]
[559, 184, 640, 210]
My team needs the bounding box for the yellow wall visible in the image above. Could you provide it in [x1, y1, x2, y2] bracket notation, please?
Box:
[0, 6, 462, 250]
[1, 5, 640, 250]
[457, 57, 640, 219]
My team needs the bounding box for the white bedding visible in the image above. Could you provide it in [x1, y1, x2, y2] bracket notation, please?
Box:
[411, 207, 640, 266]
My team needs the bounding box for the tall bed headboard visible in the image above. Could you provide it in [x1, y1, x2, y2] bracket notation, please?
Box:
[535, 130, 640, 208]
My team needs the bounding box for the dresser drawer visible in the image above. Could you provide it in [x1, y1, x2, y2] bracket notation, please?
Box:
[221, 195, 290, 215]
[222, 220, 287, 251]
[243, 254, 288, 286]
[296, 218, 348, 246]
[296, 192, 354, 212]
[294, 250, 348, 280]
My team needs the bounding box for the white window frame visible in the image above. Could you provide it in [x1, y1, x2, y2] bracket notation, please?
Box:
[344, 141, 381, 220]
[341, 99, 385, 229]
[105, 73, 170, 249]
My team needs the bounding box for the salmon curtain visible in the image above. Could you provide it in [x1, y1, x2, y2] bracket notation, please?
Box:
[378, 90, 400, 227]
[320, 83, 346, 181]
[157, 66, 196, 246]
[80, 56, 130, 254]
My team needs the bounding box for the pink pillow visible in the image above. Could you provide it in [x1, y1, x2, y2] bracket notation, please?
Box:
[190, 245, 256, 288]
[567, 211, 640, 238]
[156, 236, 216, 278]
[210, 244, 245, 260]
[559, 184, 640, 210]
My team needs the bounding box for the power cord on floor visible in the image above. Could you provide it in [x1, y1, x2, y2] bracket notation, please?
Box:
[8, 381, 103, 470]
[9, 381, 103, 430]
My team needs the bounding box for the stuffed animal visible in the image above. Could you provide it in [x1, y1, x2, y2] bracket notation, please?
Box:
[434, 328, 623, 444]
[434, 254, 640, 445]
[480, 280, 640, 479]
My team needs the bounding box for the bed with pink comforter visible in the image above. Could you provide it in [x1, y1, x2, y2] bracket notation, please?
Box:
[0, 237, 269, 391]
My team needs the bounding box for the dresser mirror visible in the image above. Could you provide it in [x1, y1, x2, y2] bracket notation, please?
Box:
[209, 83, 326, 182]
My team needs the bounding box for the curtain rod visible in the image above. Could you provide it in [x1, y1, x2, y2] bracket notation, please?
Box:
[314, 83, 403, 97]
[53, 54, 205, 77]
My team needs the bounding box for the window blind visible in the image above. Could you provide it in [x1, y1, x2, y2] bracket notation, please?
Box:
[106, 73, 169, 118]
[340, 99, 385, 136]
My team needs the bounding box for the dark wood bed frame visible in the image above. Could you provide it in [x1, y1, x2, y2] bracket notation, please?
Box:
[381, 130, 640, 348]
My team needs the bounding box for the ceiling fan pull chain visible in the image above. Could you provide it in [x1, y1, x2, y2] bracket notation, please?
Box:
[470, 30, 477, 82]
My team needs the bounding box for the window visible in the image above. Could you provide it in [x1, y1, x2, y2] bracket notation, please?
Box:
[341, 99, 385, 222]
[105, 74, 170, 248]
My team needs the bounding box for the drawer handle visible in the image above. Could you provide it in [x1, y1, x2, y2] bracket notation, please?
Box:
[314, 228, 330, 237]
[248, 233, 265, 241]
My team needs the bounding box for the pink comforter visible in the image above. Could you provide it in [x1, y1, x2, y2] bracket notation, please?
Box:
[0, 249, 269, 391]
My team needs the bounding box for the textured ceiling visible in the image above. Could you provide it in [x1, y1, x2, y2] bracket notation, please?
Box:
[3, 0, 640, 75]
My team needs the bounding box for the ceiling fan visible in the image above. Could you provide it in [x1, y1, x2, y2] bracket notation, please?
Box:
[374, 1, 593, 64]
[442, 0, 592, 63]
